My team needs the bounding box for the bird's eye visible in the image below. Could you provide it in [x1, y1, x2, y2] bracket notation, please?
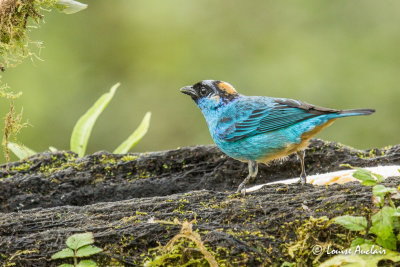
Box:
[200, 87, 208, 96]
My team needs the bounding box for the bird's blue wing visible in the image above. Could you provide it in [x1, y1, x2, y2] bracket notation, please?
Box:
[216, 97, 338, 142]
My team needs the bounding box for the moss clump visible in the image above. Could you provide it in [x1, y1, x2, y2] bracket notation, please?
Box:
[282, 216, 353, 266]
[0, 0, 57, 67]
[121, 155, 138, 162]
[143, 219, 219, 267]
[10, 161, 30, 171]
[99, 155, 117, 165]
[1, 248, 39, 266]
[2, 102, 27, 166]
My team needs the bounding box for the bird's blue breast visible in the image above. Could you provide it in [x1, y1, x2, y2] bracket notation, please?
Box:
[197, 95, 339, 161]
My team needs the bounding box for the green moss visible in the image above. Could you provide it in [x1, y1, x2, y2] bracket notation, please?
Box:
[64, 152, 77, 161]
[143, 220, 220, 266]
[10, 162, 31, 172]
[100, 155, 117, 165]
[136, 170, 151, 179]
[355, 148, 385, 159]
[173, 199, 191, 214]
[121, 155, 138, 162]
[1, 151, 85, 178]
[39, 159, 85, 175]
[92, 174, 105, 184]
[144, 239, 214, 266]
[281, 216, 356, 265]
[0, 249, 39, 266]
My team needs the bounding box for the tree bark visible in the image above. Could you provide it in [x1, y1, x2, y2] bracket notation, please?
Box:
[0, 139, 399, 266]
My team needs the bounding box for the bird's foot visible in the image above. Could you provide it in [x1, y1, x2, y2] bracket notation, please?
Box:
[235, 160, 257, 196]
[236, 182, 246, 194]
[240, 189, 247, 196]
[236, 181, 250, 196]
[298, 175, 307, 185]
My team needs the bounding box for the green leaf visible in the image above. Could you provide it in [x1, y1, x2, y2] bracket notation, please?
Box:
[70, 83, 119, 157]
[372, 185, 397, 198]
[280, 262, 294, 267]
[113, 112, 151, 154]
[340, 163, 353, 169]
[51, 248, 74, 259]
[58, 264, 74, 267]
[56, 0, 88, 14]
[391, 192, 400, 200]
[352, 168, 376, 186]
[392, 215, 400, 229]
[77, 259, 98, 267]
[361, 180, 377, 187]
[49, 146, 58, 152]
[66, 233, 94, 250]
[373, 173, 385, 183]
[333, 215, 367, 231]
[76, 245, 102, 257]
[369, 206, 397, 250]
[376, 233, 397, 250]
[350, 238, 374, 247]
[7, 142, 36, 159]
[320, 244, 400, 267]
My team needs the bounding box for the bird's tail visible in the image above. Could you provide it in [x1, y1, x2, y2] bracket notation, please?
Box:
[338, 108, 375, 117]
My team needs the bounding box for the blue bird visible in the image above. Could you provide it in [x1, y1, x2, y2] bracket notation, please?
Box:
[180, 80, 375, 193]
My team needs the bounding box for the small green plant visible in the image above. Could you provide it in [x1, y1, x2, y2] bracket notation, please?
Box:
[51, 232, 102, 267]
[321, 165, 400, 266]
[7, 141, 36, 160]
[56, 0, 88, 14]
[8, 83, 151, 160]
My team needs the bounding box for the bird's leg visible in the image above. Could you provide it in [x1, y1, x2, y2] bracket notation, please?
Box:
[236, 160, 258, 193]
[297, 150, 307, 185]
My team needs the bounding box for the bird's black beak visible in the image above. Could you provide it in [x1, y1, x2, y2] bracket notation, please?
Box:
[180, 86, 198, 99]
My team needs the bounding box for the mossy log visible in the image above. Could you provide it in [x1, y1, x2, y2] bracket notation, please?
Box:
[0, 139, 399, 266]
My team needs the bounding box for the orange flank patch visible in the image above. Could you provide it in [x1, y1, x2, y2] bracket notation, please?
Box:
[258, 119, 337, 163]
[300, 118, 337, 141]
[218, 82, 238, 95]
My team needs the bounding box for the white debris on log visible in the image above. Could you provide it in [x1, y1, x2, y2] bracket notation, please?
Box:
[246, 165, 400, 193]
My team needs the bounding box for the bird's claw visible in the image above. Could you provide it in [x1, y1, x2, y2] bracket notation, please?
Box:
[240, 188, 246, 196]
[298, 176, 307, 185]
[235, 183, 247, 196]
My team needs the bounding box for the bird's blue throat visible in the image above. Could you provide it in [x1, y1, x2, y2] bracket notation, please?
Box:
[196, 95, 235, 133]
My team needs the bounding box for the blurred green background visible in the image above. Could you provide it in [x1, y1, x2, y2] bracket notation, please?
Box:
[1, 0, 399, 161]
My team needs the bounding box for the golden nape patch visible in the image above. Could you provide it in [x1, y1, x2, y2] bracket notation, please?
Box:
[218, 82, 237, 95]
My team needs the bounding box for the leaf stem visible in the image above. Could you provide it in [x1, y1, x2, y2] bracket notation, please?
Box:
[74, 249, 77, 267]
[386, 194, 396, 209]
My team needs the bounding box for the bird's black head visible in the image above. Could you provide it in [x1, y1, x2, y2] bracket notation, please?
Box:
[180, 80, 239, 105]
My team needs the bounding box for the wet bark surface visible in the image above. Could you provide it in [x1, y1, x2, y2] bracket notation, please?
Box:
[0, 139, 399, 266]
